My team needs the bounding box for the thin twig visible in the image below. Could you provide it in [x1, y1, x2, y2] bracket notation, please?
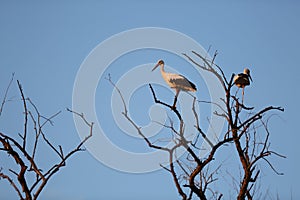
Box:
[149, 84, 182, 121]
[17, 80, 28, 150]
[0, 171, 23, 199]
[0, 73, 14, 116]
[106, 74, 128, 115]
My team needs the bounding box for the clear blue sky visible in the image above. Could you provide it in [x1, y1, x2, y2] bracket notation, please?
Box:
[0, 1, 299, 199]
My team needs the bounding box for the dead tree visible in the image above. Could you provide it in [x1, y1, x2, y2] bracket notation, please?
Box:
[0, 79, 93, 200]
[183, 51, 285, 199]
[109, 50, 285, 200]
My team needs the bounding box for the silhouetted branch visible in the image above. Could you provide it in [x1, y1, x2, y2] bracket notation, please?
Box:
[108, 49, 285, 199]
[149, 84, 182, 121]
[0, 80, 93, 200]
[192, 97, 214, 148]
[108, 77, 189, 199]
[0, 73, 14, 116]
[17, 80, 28, 151]
[231, 95, 254, 110]
[0, 169, 23, 199]
[106, 74, 128, 115]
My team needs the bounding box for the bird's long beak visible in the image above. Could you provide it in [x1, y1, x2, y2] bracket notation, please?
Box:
[152, 63, 160, 71]
[249, 74, 253, 82]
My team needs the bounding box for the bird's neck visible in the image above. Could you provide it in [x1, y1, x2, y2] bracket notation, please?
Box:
[160, 64, 165, 73]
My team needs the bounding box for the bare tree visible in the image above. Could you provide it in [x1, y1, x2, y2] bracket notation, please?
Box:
[109, 50, 285, 200]
[0, 78, 93, 200]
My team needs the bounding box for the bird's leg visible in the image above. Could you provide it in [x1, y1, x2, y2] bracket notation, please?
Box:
[172, 89, 180, 109]
[234, 88, 239, 98]
[242, 87, 245, 105]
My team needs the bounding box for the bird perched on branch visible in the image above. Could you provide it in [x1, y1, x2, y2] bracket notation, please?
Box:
[234, 68, 252, 103]
[152, 59, 197, 109]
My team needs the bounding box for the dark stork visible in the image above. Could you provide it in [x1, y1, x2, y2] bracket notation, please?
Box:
[234, 68, 252, 103]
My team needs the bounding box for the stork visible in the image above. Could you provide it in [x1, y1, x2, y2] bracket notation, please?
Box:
[233, 68, 252, 103]
[152, 59, 197, 109]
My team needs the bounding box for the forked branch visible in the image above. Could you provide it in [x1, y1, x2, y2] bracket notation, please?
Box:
[0, 80, 93, 200]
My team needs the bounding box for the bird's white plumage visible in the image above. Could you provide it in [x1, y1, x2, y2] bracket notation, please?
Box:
[152, 59, 197, 108]
[152, 60, 197, 92]
[162, 72, 196, 92]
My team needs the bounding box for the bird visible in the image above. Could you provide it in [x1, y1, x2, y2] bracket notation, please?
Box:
[233, 68, 252, 103]
[152, 59, 197, 109]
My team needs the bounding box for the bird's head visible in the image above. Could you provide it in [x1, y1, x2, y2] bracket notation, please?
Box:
[244, 68, 252, 81]
[152, 59, 164, 71]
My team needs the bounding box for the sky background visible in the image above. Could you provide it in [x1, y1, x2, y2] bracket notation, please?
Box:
[0, 1, 299, 199]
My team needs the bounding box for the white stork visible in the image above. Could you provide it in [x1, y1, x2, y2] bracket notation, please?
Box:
[233, 68, 252, 103]
[152, 59, 197, 108]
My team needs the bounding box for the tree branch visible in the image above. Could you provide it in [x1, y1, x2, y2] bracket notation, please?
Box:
[0, 80, 93, 200]
[17, 80, 28, 150]
[0, 73, 14, 116]
[0, 170, 23, 200]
